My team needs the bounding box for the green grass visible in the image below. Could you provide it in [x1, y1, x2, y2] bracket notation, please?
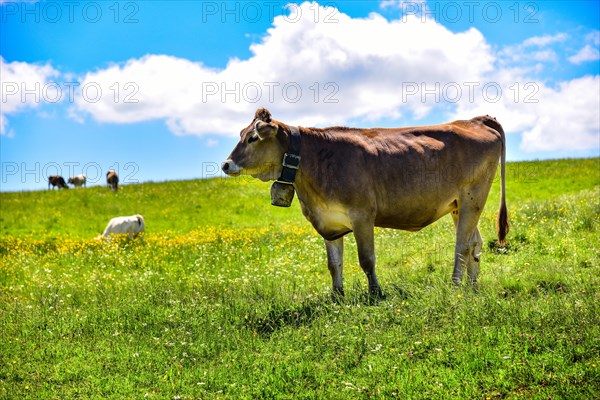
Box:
[1, 158, 599, 399]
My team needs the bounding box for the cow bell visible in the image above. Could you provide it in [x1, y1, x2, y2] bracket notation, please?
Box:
[270, 181, 295, 207]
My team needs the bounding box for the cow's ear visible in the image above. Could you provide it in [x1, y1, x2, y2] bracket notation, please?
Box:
[255, 120, 277, 140]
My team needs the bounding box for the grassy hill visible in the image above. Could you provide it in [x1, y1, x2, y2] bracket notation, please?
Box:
[1, 158, 598, 238]
[0, 175, 310, 238]
[1, 158, 599, 399]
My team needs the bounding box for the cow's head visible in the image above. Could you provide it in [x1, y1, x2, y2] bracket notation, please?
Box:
[222, 108, 288, 182]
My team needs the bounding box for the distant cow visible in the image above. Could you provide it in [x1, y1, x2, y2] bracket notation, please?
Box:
[222, 108, 508, 297]
[68, 174, 87, 188]
[98, 214, 145, 240]
[106, 170, 119, 191]
[48, 175, 68, 189]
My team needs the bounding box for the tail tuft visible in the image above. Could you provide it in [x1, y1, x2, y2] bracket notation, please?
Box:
[497, 202, 509, 246]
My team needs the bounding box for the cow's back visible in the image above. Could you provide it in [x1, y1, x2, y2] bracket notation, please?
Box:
[294, 117, 503, 235]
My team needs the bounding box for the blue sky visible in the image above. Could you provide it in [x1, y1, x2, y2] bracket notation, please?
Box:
[1, 0, 599, 191]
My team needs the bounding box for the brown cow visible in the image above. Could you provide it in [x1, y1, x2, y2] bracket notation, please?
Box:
[106, 170, 119, 191]
[48, 175, 68, 189]
[222, 108, 508, 297]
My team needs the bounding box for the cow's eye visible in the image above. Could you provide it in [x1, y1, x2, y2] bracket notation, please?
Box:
[247, 135, 260, 144]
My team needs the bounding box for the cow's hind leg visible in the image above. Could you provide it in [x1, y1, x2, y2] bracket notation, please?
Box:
[325, 237, 344, 297]
[453, 193, 486, 286]
[451, 211, 483, 286]
[467, 228, 483, 285]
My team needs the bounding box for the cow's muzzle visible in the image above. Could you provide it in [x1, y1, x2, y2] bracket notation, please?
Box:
[221, 160, 243, 176]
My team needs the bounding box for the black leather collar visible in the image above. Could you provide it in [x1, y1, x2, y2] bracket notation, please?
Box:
[276, 126, 301, 184]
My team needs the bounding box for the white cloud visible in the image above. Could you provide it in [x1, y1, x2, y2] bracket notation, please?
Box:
[498, 33, 567, 67]
[586, 30, 600, 46]
[444, 29, 600, 154]
[519, 76, 600, 152]
[380, 0, 427, 10]
[23, 1, 598, 155]
[569, 44, 600, 64]
[522, 33, 567, 47]
[451, 75, 600, 153]
[0, 114, 12, 138]
[73, 55, 223, 129]
[73, 1, 494, 135]
[206, 138, 219, 147]
[531, 49, 558, 62]
[0, 57, 59, 135]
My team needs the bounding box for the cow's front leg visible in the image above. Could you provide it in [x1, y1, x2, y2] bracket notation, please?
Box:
[325, 237, 344, 297]
[352, 221, 383, 298]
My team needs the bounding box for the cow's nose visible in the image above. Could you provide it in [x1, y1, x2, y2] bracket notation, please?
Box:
[222, 159, 242, 175]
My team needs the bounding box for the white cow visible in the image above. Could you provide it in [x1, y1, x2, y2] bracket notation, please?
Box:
[98, 214, 145, 240]
[68, 174, 87, 187]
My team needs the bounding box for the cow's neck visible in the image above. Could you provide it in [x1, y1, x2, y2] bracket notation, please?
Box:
[293, 129, 334, 206]
[277, 125, 302, 184]
[269, 125, 302, 207]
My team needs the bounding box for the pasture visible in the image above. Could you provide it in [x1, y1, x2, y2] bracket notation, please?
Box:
[1, 158, 599, 399]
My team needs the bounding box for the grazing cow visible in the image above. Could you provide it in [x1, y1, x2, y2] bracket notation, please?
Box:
[222, 108, 509, 297]
[106, 170, 119, 191]
[48, 175, 68, 189]
[98, 214, 145, 240]
[68, 174, 87, 188]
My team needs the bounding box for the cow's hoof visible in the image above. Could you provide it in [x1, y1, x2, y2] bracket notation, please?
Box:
[369, 286, 385, 300]
[469, 281, 479, 294]
[331, 288, 345, 303]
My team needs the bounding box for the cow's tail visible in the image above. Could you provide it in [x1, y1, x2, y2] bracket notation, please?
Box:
[496, 121, 509, 246]
[482, 116, 509, 246]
